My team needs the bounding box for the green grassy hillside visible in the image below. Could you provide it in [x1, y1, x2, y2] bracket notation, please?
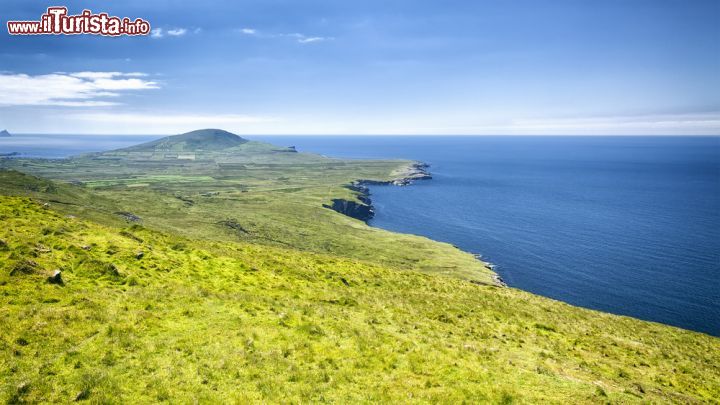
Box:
[0, 130, 494, 284]
[2, 131, 718, 402]
[113, 129, 248, 152]
[1, 196, 718, 403]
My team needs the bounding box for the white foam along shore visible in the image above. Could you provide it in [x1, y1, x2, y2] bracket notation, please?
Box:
[473, 253, 507, 287]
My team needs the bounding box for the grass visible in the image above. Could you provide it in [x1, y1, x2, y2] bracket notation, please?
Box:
[0, 135, 494, 283]
[1, 196, 718, 403]
[1, 131, 718, 402]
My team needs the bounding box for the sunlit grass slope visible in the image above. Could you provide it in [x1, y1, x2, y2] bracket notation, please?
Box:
[0, 129, 494, 284]
[1, 196, 718, 403]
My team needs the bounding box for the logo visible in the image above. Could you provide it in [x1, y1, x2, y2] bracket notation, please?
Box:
[7, 7, 151, 36]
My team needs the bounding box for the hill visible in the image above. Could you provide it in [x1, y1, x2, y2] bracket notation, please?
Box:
[0, 129, 11, 137]
[0, 131, 493, 283]
[1, 195, 718, 402]
[115, 129, 248, 152]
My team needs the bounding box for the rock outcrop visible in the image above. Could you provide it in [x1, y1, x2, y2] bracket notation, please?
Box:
[10, 260, 39, 276]
[115, 212, 141, 222]
[355, 162, 432, 187]
[323, 198, 374, 222]
[47, 270, 64, 285]
[389, 162, 432, 185]
[0, 129, 11, 138]
[326, 161, 431, 223]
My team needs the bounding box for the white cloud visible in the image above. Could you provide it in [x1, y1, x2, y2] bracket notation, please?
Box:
[70, 72, 123, 79]
[151, 27, 197, 39]
[69, 112, 275, 126]
[297, 36, 327, 44]
[167, 28, 187, 37]
[69, 71, 148, 79]
[237, 28, 332, 44]
[0, 72, 159, 107]
[285, 33, 332, 44]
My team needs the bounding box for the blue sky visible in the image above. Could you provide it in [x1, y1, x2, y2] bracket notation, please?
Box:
[1, 0, 719, 135]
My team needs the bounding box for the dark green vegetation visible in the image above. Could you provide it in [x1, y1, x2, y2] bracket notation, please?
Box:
[1, 130, 718, 403]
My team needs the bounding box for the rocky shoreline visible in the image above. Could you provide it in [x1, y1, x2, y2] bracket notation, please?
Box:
[324, 161, 432, 222]
[356, 162, 432, 187]
[325, 161, 507, 288]
[473, 253, 508, 287]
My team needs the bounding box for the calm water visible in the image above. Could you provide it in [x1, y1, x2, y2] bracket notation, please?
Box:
[2, 135, 719, 336]
[0, 134, 161, 158]
[260, 136, 720, 336]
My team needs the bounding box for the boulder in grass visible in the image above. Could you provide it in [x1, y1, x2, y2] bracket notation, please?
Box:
[115, 211, 141, 222]
[9, 260, 39, 276]
[47, 270, 64, 286]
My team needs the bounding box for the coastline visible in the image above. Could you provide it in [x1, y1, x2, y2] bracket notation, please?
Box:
[352, 162, 432, 220]
[473, 254, 508, 287]
[325, 160, 505, 287]
[359, 161, 433, 186]
[323, 161, 432, 222]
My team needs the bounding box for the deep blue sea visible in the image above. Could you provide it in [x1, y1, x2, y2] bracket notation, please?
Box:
[2, 135, 719, 336]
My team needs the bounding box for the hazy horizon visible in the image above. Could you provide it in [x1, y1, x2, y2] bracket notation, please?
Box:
[5, 132, 720, 137]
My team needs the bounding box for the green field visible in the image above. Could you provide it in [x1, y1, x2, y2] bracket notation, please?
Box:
[1, 130, 718, 403]
[1, 130, 493, 283]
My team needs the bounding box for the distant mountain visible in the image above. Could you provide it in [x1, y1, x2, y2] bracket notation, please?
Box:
[118, 129, 248, 152]
[0, 129, 11, 137]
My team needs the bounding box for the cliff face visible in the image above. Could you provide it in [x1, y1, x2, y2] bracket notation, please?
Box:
[323, 198, 374, 222]
[390, 162, 432, 185]
[325, 161, 431, 222]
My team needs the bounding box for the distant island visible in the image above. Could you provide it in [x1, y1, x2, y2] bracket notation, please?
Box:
[0, 130, 11, 137]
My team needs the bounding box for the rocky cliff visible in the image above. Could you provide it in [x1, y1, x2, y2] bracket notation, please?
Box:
[323, 198, 374, 222]
[325, 161, 431, 222]
[356, 162, 431, 186]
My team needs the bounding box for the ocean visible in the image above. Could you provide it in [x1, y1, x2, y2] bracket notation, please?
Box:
[2, 134, 719, 336]
[0, 134, 160, 159]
